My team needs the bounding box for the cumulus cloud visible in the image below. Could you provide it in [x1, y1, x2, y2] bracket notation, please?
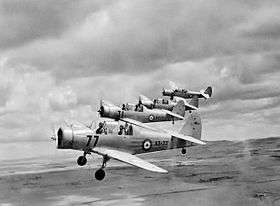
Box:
[4, 0, 279, 77]
[0, 0, 280, 141]
[0, 0, 112, 49]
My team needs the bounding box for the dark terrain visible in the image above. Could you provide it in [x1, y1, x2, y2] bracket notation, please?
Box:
[0, 137, 280, 206]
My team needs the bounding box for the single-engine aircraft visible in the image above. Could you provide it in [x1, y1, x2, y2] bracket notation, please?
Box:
[99, 100, 185, 124]
[139, 94, 198, 111]
[52, 111, 205, 180]
[162, 82, 212, 100]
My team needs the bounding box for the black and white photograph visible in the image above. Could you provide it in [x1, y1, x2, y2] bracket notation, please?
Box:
[0, 0, 280, 205]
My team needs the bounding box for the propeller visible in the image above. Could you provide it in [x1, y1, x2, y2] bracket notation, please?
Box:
[50, 124, 58, 142]
[97, 99, 104, 117]
[85, 120, 94, 129]
[138, 95, 142, 105]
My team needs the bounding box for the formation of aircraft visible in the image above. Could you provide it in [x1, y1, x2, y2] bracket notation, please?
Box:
[52, 82, 212, 180]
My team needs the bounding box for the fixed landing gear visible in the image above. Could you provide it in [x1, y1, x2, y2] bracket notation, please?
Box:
[181, 148, 187, 155]
[77, 155, 87, 166]
[77, 150, 90, 166]
[95, 169, 105, 180]
[95, 155, 110, 181]
[77, 151, 110, 181]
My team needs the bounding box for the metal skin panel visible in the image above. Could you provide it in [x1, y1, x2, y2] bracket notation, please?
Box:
[96, 132, 171, 155]
[154, 103, 174, 111]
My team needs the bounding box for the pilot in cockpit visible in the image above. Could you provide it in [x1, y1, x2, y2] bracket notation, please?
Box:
[96, 121, 107, 134]
[118, 123, 133, 135]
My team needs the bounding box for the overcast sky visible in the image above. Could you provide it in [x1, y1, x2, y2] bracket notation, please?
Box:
[0, 0, 280, 142]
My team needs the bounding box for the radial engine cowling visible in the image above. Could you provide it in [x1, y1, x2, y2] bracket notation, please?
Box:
[99, 105, 120, 119]
[57, 126, 94, 150]
[162, 89, 173, 96]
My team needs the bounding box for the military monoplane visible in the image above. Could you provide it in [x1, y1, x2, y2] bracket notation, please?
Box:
[162, 82, 212, 99]
[139, 94, 198, 111]
[53, 111, 205, 181]
[99, 100, 185, 124]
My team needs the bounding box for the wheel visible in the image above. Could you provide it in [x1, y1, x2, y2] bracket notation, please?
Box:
[77, 156, 87, 166]
[95, 169, 105, 181]
[181, 148, 186, 155]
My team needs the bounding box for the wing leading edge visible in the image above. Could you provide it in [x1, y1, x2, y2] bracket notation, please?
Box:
[92, 147, 168, 173]
[163, 109, 185, 120]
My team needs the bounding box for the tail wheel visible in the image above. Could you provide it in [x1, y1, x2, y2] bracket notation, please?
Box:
[95, 169, 105, 181]
[77, 156, 87, 166]
[181, 148, 186, 155]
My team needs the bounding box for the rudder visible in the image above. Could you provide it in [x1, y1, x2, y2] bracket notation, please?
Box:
[172, 111, 202, 148]
[189, 95, 199, 108]
[179, 111, 201, 139]
[172, 100, 185, 117]
[204, 86, 212, 98]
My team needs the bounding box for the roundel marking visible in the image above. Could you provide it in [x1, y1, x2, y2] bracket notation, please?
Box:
[142, 139, 152, 151]
[149, 115, 154, 121]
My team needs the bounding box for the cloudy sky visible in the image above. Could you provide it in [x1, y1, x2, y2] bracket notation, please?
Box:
[0, 0, 280, 142]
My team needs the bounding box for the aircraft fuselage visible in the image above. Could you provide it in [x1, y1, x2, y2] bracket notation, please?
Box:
[163, 89, 202, 99]
[100, 106, 180, 123]
[56, 124, 191, 155]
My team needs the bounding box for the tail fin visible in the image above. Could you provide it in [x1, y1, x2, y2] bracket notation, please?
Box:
[171, 111, 202, 148]
[179, 111, 201, 140]
[189, 95, 199, 108]
[204, 86, 212, 98]
[172, 99, 185, 117]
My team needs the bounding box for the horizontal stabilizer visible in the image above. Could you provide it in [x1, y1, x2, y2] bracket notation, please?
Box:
[200, 86, 212, 99]
[199, 90, 210, 99]
[185, 102, 198, 110]
[92, 147, 168, 173]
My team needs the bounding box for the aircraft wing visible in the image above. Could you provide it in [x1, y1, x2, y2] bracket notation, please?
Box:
[163, 109, 184, 120]
[92, 147, 168, 173]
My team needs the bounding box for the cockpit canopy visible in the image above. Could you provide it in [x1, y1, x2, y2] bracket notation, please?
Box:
[95, 120, 134, 136]
[154, 98, 169, 105]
